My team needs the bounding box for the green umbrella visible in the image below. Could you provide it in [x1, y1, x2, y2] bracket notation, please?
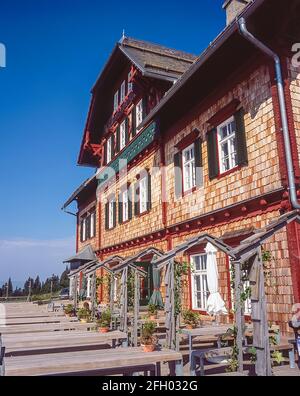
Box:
[149, 266, 164, 308]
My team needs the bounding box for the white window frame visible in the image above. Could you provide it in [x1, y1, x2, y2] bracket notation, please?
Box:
[136, 99, 143, 129]
[107, 136, 112, 163]
[182, 143, 196, 192]
[113, 91, 119, 112]
[122, 189, 129, 222]
[108, 199, 115, 230]
[139, 177, 148, 214]
[90, 212, 95, 238]
[86, 276, 92, 299]
[120, 120, 126, 150]
[128, 72, 133, 93]
[120, 81, 126, 103]
[82, 218, 87, 242]
[191, 254, 209, 311]
[217, 116, 237, 174]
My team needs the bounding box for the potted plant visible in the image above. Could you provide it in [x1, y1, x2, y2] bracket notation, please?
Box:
[97, 309, 111, 333]
[77, 307, 91, 323]
[147, 304, 158, 320]
[64, 304, 75, 317]
[182, 310, 200, 329]
[140, 320, 157, 352]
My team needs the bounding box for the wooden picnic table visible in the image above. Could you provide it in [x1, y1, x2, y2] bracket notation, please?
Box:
[182, 325, 230, 365]
[0, 321, 96, 335]
[4, 347, 183, 376]
[2, 330, 127, 356]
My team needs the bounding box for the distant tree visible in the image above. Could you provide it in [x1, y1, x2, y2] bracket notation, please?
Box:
[7, 278, 13, 296]
[60, 266, 69, 289]
[33, 276, 42, 294]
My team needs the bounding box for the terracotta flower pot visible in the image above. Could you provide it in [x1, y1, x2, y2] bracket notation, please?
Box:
[149, 315, 157, 320]
[186, 324, 195, 330]
[142, 344, 156, 353]
[99, 327, 109, 333]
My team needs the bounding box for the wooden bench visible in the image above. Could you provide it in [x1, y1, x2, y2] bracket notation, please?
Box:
[2, 330, 127, 356]
[0, 321, 96, 335]
[3, 347, 183, 376]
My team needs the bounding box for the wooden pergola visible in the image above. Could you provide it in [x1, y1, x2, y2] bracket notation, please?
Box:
[151, 209, 300, 376]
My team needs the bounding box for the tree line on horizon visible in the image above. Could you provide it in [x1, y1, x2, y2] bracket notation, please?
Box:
[0, 267, 70, 297]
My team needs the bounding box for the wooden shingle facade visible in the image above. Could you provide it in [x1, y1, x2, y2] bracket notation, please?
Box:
[63, 0, 300, 334]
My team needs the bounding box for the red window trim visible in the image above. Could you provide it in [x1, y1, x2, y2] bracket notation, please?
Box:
[175, 128, 199, 151]
[207, 99, 240, 128]
[217, 165, 242, 179]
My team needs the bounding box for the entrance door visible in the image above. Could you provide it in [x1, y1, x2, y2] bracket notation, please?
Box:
[134, 262, 153, 306]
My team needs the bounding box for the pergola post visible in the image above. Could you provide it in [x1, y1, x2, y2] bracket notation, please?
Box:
[133, 269, 140, 347]
[164, 259, 176, 350]
[233, 260, 244, 373]
[73, 275, 78, 310]
[250, 249, 272, 376]
[110, 273, 115, 329]
[119, 267, 128, 334]
[91, 272, 97, 319]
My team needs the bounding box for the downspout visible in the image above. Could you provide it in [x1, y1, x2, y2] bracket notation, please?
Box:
[238, 17, 300, 209]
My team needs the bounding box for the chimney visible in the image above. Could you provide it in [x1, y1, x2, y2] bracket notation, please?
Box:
[223, 0, 251, 25]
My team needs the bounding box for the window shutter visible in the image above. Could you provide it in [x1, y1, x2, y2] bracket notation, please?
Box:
[103, 142, 107, 166]
[174, 152, 183, 199]
[116, 126, 120, 153]
[147, 173, 152, 212]
[111, 134, 115, 158]
[142, 97, 147, 119]
[113, 199, 117, 228]
[131, 107, 136, 137]
[235, 108, 248, 166]
[194, 137, 203, 187]
[93, 212, 96, 237]
[86, 215, 91, 239]
[134, 183, 140, 216]
[118, 193, 123, 224]
[105, 203, 109, 230]
[128, 186, 133, 220]
[125, 117, 129, 144]
[207, 128, 219, 180]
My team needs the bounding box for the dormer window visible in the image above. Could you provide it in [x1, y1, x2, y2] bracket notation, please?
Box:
[113, 91, 119, 112]
[120, 120, 126, 151]
[120, 81, 126, 103]
[136, 99, 144, 129]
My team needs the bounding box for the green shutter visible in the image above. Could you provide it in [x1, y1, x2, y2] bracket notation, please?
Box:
[93, 212, 96, 237]
[194, 137, 203, 187]
[207, 128, 219, 180]
[118, 193, 123, 224]
[147, 173, 152, 212]
[235, 108, 248, 166]
[86, 215, 91, 239]
[174, 152, 183, 199]
[134, 183, 140, 216]
[128, 185, 133, 220]
[116, 126, 120, 153]
[103, 142, 107, 166]
[131, 107, 136, 137]
[105, 203, 109, 230]
[142, 97, 147, 119]
[80, 219, 83, 242]
[111, 134, 115, 158]
[125, 117, 129, 144]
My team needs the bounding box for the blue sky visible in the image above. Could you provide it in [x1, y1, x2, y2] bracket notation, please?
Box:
[0, 0, 225, 284]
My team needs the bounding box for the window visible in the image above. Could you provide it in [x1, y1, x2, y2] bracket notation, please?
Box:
[217, 116, 237, 173]
[136, 99, 143, 128]
[120, 81, 126, 103]
[120, 120, 126, 150]
[128, 71, 133, 93]
[107, 136, 112, 163]
[90, 212, 96, 238]
[108, 199, 115, 229]
[139, 177, 148, 214]
[113, 91, 119, 112]
[80, 210, 96, 242]
[191, 254, 209, 310]
[182, 143, 196, 192]
[82, 218, 87, 242]
[122, 189, 129, 222]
